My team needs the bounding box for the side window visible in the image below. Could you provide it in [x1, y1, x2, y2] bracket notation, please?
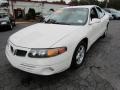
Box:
[90, 8, 98, 20]
[96, 7, 105, 18]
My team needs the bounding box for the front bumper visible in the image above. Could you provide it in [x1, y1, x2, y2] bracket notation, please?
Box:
[0, 24, 10, 30]
[5, 42, 71, 75]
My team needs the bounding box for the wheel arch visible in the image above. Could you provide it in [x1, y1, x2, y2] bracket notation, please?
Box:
[73, 37, 89, 59]
[70, 37, 88, 68]
[78, 37, 88, 50]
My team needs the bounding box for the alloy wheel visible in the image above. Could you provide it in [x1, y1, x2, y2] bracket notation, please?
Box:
[76, 45, 85, 65]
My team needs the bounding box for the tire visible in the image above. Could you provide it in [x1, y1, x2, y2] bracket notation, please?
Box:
[9, 23, 13, 30]
[71, 41, 87, 68]
[101, 24, 109, 38]
[112, 15, 117, 20]
[13, 22, 16, 26]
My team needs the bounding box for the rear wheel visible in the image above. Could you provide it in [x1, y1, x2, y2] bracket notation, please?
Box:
[101, 23, 109, 38]
[71, 41, 87, 68]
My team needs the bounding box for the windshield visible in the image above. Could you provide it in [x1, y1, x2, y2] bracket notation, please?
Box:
[0, 13, 8, 18]
[44, 8, 89, 25]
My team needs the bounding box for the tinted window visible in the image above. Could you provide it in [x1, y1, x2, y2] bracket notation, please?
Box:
[90, 8, 98, 20]
[96, 7, 105, 18]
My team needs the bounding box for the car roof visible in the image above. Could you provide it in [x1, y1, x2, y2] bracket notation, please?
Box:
[65, 5, 97, 9]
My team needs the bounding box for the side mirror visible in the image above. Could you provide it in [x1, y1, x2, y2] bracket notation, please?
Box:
[90, 18, 101, 25]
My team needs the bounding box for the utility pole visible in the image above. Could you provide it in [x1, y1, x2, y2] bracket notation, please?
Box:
[11, 0, 15, 18]
[11, 0, 14, 15]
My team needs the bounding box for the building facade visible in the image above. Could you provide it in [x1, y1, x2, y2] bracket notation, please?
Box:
[8, 0, 69, 19]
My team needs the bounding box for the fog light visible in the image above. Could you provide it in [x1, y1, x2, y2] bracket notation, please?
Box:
[41, 67, 55, 75]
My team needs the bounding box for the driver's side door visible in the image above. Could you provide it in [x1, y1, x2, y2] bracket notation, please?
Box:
[88, 7, 101, 45]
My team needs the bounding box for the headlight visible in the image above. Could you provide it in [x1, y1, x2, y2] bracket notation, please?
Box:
[28, 47, 67, 58]
[1, 21, 7, 25]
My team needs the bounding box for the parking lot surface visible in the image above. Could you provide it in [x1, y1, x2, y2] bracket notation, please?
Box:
[0, 21, 120, 90]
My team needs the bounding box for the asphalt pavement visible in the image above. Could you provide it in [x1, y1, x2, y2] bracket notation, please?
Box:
[0, 21, 120, 90]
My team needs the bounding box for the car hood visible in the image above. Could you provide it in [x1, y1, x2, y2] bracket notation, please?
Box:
[9, 23, 80, 48]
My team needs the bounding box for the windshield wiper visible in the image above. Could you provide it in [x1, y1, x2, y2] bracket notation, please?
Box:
[44, 19, 71, 25]
[53, 22, 71, 25]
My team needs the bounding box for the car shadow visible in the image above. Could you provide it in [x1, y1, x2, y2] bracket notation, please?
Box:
[0, 28, 11, 32]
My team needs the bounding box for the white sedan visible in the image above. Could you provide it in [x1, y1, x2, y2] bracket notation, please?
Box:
[5, 5, 109, 75]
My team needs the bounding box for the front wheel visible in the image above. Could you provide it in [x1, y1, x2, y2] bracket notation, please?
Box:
[71, 42, 87, 68]
[9, 23, 13, 30]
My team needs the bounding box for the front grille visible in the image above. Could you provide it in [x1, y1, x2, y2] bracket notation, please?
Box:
[15, 49, 27, 57]
[10, 45, 27, 57]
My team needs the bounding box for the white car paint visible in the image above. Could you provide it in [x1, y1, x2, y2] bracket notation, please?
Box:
[5, 5, 109, 75]
[9, 23, 80, 48]
[105, 11, 113, 20]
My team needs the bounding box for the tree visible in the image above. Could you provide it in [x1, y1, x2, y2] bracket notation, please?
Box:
[60, 0, 66, 4]
[108, 0, 120, 9]
[79, 0, 90, 5]
[69, 0, 99, 6]
[69, 0, 120, 9]
[51, 0, 66, 4]
[98, 1, 106, 8]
